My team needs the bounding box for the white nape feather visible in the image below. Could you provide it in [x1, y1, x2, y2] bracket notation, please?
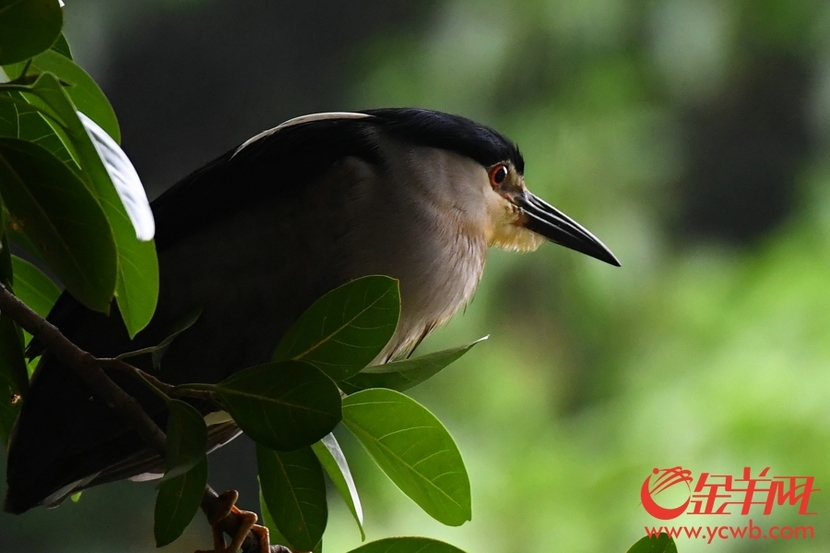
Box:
[234, 112, 372, 156]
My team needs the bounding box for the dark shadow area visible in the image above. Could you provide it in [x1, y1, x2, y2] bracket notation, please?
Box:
[102, 0, 435, 197]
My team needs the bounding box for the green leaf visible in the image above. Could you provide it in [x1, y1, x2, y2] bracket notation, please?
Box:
[161, 399, 207, 482]
[273, 276, 400, 381]
[153, 457, 208, 547]
[50, 33, 71, 59]
[113, 243, 159, 339]
[25, 354, 38, 378]
[4, 50, 120, 142]
[261, 484, 325, 553]
[152, 309, 201, 370]
[10, 255, 59, 318]
[9, 254, 59, 347]
[342, 389, 471, 526]
[0, 137, 117, 312]
[259, 484, 289, 546]
[312, 433, 364, 539]
[22, 73, 159, 336]
[340, 337, 487, 394]
[257, 444, 327, 552]
[115, 308, 201, 370]
[213, 360, 341, 451]
[0, 0, 62, 65]
[347, 537, 466, 553]
[78, 112, 155, 239]
[0, 91, 77, 170]
[626, 533, 677, 553]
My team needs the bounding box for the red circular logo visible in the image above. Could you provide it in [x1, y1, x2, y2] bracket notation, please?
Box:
[641, 466, 693, 520]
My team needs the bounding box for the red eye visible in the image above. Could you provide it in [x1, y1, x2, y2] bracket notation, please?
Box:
[490, 164, 508, 187]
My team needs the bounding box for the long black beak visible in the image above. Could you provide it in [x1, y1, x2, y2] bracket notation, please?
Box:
[514, 192, 620, 267]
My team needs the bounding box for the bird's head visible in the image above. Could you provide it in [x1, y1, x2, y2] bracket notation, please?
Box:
[364, 108, 619, 266]
[481, 158, 620, 266]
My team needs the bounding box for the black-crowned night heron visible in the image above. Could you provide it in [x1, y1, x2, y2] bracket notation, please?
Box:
[4, 108, 618, 514]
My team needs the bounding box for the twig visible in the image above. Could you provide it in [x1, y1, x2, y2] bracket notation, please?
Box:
[97, 357, 219, 403]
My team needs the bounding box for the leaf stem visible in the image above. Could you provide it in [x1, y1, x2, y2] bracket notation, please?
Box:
[18, 59, 33, 80]
[97, 357, 219, 404]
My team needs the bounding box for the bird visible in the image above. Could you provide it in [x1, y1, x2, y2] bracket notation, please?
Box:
[3, 107, 619, 515]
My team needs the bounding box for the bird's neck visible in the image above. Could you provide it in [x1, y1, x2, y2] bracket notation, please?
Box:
[373, 148, 490, 360]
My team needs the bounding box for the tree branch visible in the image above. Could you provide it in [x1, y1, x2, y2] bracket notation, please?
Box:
[0, 284, 167, 453]
[0, 284, 272, 553]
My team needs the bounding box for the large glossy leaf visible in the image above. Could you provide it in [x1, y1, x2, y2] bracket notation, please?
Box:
[0, 91, 77, 171]
[17, 73, 157, 334]
[10, 255, 59, 318]
[347, 537, 466, 553]
[0, 137, 117, 311]
[257, 444, 327, 552]
[21, 76, 140, 223]
[4, 50, 120, 142]
[259, 486, 325, 553]
[312, 433, 364, 539]
[161, 399, 207, 482]
[340, 337, 487, 394]
[80, 112, 154, 240]
[272, 275, 400, 381]
[79, 109, 158, 335]
[213, 360, 341, 451]
[0, 0, 62, 64]
[626, 533, 677, 553]
[0, 95, 77, 293]
[259, 484, 289, 546]
[153, 457, 208, 547]
[342, 389, 471, 526]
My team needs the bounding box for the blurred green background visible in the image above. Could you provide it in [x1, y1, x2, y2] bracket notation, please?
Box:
[2, 0, 830, 551]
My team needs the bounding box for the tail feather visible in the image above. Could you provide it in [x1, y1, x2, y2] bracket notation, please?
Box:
[4, 351, 162, 514]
